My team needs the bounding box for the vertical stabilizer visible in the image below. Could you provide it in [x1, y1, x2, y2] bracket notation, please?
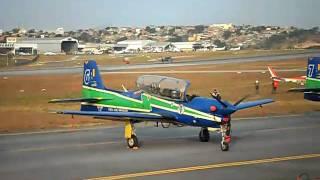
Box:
[83, 60, 105, 89]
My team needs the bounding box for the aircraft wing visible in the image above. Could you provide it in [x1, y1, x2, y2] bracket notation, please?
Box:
[288, 88, 320, 92]
[235, 99, 274, 110]
[52, 110, 166, 121]
[49, 98, 111, 103]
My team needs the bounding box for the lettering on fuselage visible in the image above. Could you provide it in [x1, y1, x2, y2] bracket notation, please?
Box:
[97, 106, 103, 112]
[107, 108, 128, 112]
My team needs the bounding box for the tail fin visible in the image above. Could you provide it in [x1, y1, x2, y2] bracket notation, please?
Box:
[306, 57, 320, 88]
[83, 60, 105, 89]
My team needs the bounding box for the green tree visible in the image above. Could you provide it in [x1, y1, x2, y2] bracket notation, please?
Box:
[223, 31, 232, 40]
[194, 25, 205, 33]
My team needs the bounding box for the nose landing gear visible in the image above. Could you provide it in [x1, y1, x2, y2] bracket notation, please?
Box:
[220, 120, 231, 151]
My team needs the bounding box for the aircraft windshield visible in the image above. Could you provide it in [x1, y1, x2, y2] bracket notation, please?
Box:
[136, 75, 190, 101]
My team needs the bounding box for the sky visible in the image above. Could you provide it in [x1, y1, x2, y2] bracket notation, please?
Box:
[1, 0, 319, 31]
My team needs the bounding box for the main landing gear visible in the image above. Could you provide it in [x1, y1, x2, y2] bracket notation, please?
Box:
[220, 118, 231, 151]
[125, 121, 139, 149]
[199, 127, 210, 142]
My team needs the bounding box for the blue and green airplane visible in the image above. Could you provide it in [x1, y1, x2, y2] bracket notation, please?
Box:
[289, 57, 320, 101]
[50, 60, 274, 151]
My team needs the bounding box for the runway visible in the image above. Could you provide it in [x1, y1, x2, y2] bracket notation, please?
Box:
[1, 51, 319, 76]
[0, 112, 319, 179]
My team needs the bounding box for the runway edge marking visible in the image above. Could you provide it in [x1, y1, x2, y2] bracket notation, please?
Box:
[87, 153, 320, 180]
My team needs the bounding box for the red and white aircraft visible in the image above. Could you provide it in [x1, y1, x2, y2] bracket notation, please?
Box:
[267, 66, 306, 85]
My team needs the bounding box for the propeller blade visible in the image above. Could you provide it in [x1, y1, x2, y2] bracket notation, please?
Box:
[233, 94, 251, 106]
[210, 93, 228, 108]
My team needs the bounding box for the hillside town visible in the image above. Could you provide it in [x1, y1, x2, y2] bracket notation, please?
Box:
[0, 23, 319, 55]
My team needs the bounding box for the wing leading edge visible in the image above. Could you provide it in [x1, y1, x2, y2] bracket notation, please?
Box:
[235, 99, 274, 110]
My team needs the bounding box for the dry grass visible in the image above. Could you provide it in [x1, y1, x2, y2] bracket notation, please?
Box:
[2, 49, 310, 70]
[0, 57, 319, 133]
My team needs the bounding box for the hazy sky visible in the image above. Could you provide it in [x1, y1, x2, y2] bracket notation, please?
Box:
[1, 0, 319, 31]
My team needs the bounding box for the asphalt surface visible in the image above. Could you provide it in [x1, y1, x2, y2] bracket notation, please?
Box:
[1, 51, 320, 76]
[0, 113, 319, 180]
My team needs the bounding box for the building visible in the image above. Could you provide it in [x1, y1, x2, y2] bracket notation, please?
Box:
[16, 37, 79, 54]
[209, 23, 234, 30]
[0, 29, 3, 36]
[117, 40, 155, 52]
[172, 42, 197, 52]
[143, 42, 177, 52]
[14, 43, 38, 55]
[56, 27, 64, 35]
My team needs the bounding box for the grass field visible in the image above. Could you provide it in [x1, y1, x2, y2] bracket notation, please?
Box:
[1, 49, 311, 70]
[0, 57, 319, 133]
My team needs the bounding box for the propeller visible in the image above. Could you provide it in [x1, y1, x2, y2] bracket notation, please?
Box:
[210, 92, 228, 108]
[233, 94, 251, 106]
[210, 92, 251, 110]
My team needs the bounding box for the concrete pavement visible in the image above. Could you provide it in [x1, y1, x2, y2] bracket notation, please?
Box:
[0, 112, 319, 179]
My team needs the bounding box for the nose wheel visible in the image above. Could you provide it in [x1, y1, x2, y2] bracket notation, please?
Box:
[199, 128, 210, 142]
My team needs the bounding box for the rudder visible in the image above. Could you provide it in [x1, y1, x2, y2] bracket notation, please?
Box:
[83, 60, 105, 89]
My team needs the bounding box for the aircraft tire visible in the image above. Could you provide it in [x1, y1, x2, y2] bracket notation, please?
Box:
[221, 142, 229, 151]
[199, 128, 210, 142]
[127, 135, 139, 148]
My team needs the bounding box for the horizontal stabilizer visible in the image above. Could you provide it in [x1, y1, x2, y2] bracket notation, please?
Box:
[48, 98, 111, 103]
[288, 88, 320, 92]
[51, 110, 164, 120]
[236, 99, 274, 110]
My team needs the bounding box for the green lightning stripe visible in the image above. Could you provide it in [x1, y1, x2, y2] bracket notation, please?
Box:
[306, 77, 320, 88]
[82, 86, 221, 122]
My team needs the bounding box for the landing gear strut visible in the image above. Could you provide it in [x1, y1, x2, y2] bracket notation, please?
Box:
[199, 127, 210, 142]
[220, 118, 231, 151]
[125, 121, 139, 149]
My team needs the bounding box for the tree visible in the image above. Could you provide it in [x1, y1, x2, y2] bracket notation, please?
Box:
[115, 36, 128, 42]
[78, 32, 94, 42]
[213, 39, 226, 47]
[145, 26, 155, 33]
[12, 28, 20, 33]
[223, 31, 232, 40]
[28, 29, 36, 33]
[194, 25, 205, 33]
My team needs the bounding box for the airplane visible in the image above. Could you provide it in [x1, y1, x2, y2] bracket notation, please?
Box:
[49, 60, 274, 151]
[288, 57, 320, 101]
[267, 66, 306, 85]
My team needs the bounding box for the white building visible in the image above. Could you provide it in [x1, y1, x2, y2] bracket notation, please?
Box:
[117, 40, 155, 52]
[0, 29, 3, 36]
[56, 27, 64, 35]
[144, 42, 177, 52]
[17, 37, 78, 54]
[209, 23, 234, 30]
[172, 42, 197, 52]
[14, 43, 38, 55]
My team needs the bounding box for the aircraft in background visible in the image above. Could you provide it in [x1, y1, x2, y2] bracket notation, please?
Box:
[49, 60, 274, 151]
[267, 66, 306, 85]
[289, 57, 320, 101]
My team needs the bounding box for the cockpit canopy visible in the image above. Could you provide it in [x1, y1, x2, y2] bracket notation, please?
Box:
[136, 75, 190, 101]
